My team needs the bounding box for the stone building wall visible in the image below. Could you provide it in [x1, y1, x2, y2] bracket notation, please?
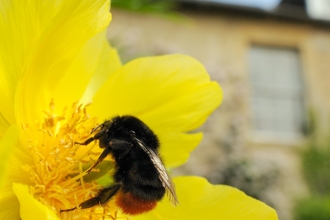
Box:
[107, 8, 330, 220]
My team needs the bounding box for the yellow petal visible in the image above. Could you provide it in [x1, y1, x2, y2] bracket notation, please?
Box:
[80, 38, 122, 104]
[0, 191, 20, 220]
[0, 126, 19, 219]
[160, 132, 203, 168]
[89, 54, 222, 167]
[0, 125, 19, 189]
[0, 0, 111, 125]
[133, 176, 278, 220]
[0, 112, 11, 141]
[13, 183, 59, 220]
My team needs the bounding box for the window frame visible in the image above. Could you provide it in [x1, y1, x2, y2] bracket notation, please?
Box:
[247, 44, 308, 144]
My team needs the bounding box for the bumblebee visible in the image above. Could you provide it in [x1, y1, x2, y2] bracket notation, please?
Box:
[62, 115, 178, 215]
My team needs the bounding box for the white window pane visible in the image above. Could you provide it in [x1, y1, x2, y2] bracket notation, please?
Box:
[248, 45, 306, 139]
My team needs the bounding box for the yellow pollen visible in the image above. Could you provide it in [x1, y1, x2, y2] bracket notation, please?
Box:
[21, 100, 122, 220]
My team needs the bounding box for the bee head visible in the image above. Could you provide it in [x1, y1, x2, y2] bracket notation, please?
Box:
[109, 116, 159, 151]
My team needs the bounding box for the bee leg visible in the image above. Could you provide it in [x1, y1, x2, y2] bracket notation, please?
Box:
[60, 184, 120, 213]
[80, 184, 121, 209]
[86, 146, 112, 173]
[86, 140, 131, 174]
[60, 207, 77, 213]
[74, 137, 95, 146]
[75, 128, 107, 146]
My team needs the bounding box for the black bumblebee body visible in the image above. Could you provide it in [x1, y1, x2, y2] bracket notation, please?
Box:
[63, 115, 178, 215]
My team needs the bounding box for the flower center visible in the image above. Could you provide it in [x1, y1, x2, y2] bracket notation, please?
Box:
[21, 100, 121, 219]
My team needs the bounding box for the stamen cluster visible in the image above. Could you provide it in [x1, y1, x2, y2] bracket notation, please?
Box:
[20, 100, 119, 219]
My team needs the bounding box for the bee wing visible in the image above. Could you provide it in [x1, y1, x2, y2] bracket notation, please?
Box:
[147, 147, 179, 206]
[134, 137, 179, 206]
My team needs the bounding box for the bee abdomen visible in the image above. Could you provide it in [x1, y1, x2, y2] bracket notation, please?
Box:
[116, 190, 158, 215]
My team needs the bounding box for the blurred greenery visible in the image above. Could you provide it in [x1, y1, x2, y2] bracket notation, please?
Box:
[111, 0, 182, 20]
[301, 146, 330, 195]
[295, 196, 330, 220]
[295, 111, 330, 219]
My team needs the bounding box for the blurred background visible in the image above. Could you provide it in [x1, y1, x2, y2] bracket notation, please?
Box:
[107, 0, 330, 219]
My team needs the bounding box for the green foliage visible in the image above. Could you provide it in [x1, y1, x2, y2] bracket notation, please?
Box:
[301, 146, 330, 195]
[295, 110, 330, 219]
[112, 0, 177, 14]
[295, 196, 330, 220]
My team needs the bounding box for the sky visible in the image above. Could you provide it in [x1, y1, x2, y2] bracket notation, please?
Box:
[200, 0, 282, 10]
[194, 0, 330, 21]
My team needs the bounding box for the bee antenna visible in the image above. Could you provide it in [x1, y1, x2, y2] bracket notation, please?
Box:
[90, 124, 104, 134]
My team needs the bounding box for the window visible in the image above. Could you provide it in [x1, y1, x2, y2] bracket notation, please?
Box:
[248, 45, 307, 140]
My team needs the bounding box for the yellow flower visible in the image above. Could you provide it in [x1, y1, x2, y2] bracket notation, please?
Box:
[0, 0, 278, 219]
